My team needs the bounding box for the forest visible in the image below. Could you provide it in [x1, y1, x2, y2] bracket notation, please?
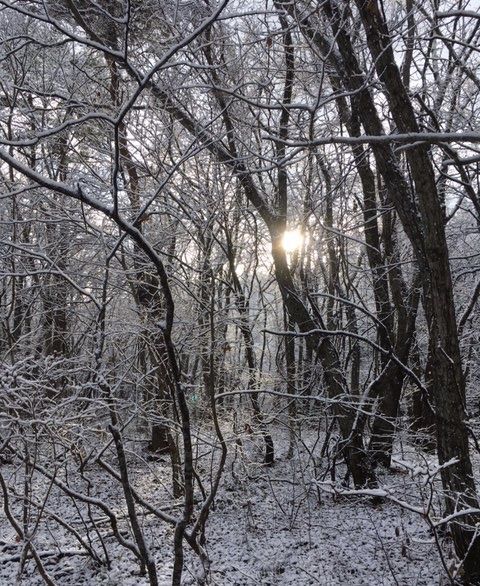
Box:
[1, 0, 480, 584]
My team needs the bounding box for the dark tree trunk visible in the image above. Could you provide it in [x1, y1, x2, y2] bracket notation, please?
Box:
[410, 337, 436, 452]
[353, 1, 480, 577]
[276, 0, 415, 469]
[271, 226, 375, 488]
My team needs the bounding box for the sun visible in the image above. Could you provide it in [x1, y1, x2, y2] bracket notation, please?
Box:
[282, 229, 304, 253]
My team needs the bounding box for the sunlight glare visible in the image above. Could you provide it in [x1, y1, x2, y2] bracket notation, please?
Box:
[282, 229, 304, 253]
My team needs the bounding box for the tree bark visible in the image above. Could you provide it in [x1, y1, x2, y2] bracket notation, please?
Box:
[353, 1, 480, 576]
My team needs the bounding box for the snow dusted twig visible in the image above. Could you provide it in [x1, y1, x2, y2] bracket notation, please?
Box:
[107, 423, 158, 584]
[313, 480, 425, 516]
[0, 550, 88, 565]
[9, 488, 104, 564]
[314, 456, 480, 582]
[265, 130, 480, 148]
[0, 471, 58, 586]
[436, 10, 480, 20]
[3, 446, 143, 562]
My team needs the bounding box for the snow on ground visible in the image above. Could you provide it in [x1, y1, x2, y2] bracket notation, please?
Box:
[0, 424, 450, 585]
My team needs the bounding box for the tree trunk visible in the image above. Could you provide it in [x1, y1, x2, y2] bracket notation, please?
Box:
[271, 226, 375, 487]
[353, 1, 480, 576]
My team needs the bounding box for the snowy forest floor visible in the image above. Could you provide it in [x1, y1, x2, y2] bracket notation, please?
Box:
[0, 419, 455, 585]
